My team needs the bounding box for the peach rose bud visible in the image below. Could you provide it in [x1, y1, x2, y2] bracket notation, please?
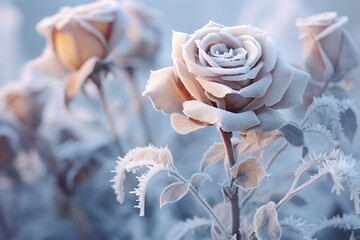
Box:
[297, 12, 360, 82]
[52, 20, 113, 70]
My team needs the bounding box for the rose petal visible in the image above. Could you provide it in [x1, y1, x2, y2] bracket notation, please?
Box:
[171, 31, 190, 61]
[220, 61, 264, 81]
[315, 40, 334, 81]
[260, 37, 278, 73]
[144, 67, 190, 114]
[237, 73, 272, 98]
[207, 65, 250, 75]
[24, 46, 70, 79]
[271, 69, 309, 109]
[64, 57, 99, 107]
[334, 31, 360, 81]
[174, 60, 211, 104]
[170, 113, 206, 135]
[314, 16, 348, 41]
[197, 73, 271, 99]
[242, 38, 262, 68]
[182, 100, 260, 131]
[243, 57, 293, 110]
[224, 25, 267, 41]
[246, 107, 286, 132]
[196, 40, 220, 67]
[202, 21, 225, 29]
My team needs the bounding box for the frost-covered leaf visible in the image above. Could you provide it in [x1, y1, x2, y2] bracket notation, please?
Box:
[112, 145, 174, 206]
[200, 142, 225, 172]
[131, 164, 171, 216]
[231, 158, 266, 190]
[302, 146, 309, 158]
[160, 182, 189, 208]
[213, 202, 231, 227]
[124, 145, 173, 171]
[253, 201, 282, 240]
[303, 124, 338, 146]
[301, 95, 354, 144]
[297, 149, 360, 214]
[111, 158, 127, 203]
[310, 214, 360, 237]
[166, 217, 212, 240]
[316, 150, 360, 213]
[280, 216, 314, 240]
[279, 123, 304, 147]
[236, 130, 281, 156]
[340, 105, 358, 143]
[190, 172, 211, 192]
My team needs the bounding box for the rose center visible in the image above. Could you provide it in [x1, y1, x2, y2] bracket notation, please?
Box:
[208, 43, 247, 67]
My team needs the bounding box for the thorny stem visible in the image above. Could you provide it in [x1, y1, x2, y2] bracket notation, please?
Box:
[96, 82, 125, 156]
[167, 169, 228, 235]
[319, 79, 331, 96]
[219, 128, 241, 240]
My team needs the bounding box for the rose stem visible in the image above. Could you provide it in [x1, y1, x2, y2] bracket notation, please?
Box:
[92, 73, 125, 156]
[319, 79, 330, 96]
[219, 128, 240, 239]
[124, 67, 152, 144]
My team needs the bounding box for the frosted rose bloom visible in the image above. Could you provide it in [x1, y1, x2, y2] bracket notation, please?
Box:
[33, 0, 129, 81]
[297, 12, 360, 82]
[145, 22, 309, 134]
[31, 0, 162, 85]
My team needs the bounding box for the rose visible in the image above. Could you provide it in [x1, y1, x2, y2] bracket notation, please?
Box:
[144, 21, 309, 134]
[34, 0, 129, 80]
[30, 0, 162, 108]
[297, 12, 360, 82]
[32, 0, 162, 80]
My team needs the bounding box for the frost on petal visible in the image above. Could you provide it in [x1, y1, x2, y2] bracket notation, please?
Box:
[271, 68, 309, 109]
[174, 60, 211, 104]
[246, 107, 286, 132]
[64, 57, 99, 109]
[263, 57, 294, 106]
[197, 73, 272, 99]
[242, 57, 294, 111]
[170, 113, 206, 135]
[334, 31, 360, 81]
[182, 100, 260, 132]
[260, 37, 278, 73]
[171, 31, 189, 61]
[144, 67, 191, 114]
[254, 201, 282, 240]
